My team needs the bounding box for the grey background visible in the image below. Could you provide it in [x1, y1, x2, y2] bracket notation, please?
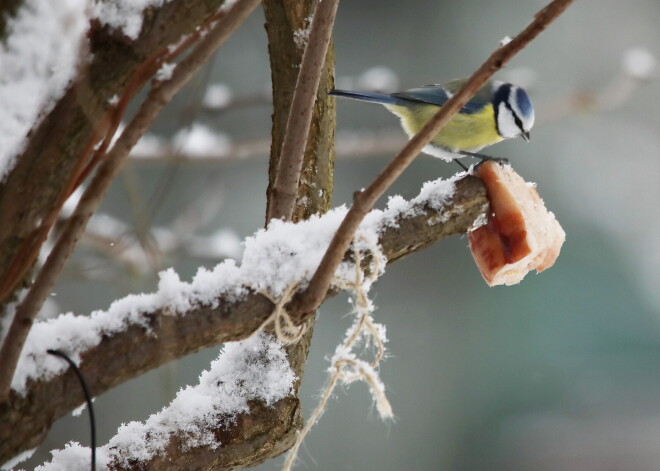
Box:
[26, 1, 660, 469]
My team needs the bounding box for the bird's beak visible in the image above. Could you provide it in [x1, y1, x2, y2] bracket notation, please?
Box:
[521, 131, 530, 142]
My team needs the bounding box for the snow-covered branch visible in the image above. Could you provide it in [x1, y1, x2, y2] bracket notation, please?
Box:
[0, 0, 232, 316]
[0, 174, 486, 463]
[36, 332, 299, 471]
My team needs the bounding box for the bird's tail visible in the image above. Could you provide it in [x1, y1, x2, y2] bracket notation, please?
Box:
[329, 89, 400, 105]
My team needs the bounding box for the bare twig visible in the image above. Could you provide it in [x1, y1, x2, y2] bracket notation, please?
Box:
[266, 0, 340, 222]
[127, 130, 407, 163]
[288, 0, 575, 319]
[0, 0, 262, 402]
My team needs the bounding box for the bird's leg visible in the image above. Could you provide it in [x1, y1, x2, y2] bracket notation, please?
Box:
[453, 159, 469, 172]
[458, 151, 509, 167]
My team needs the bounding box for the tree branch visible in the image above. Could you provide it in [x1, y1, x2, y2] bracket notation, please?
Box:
[0, 175, 486, 463]
[288, 0, 575, 319]
[266, 0, 340, 223]
[126, 129, 407, 164]
[0, 0, 229, 315]
[263, 0, 336, 225]
[0, 0, 262, 403]
[109, 397, 303, 470]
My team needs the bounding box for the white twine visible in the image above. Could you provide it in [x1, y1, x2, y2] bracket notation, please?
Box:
[259, 280, 307, 344]
[282, 240, 392, 471]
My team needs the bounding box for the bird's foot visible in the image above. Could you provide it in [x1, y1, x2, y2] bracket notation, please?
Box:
[453, 159, 469, 172]
[458, 151, 509, 169]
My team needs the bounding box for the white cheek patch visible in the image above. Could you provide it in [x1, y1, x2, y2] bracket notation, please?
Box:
[497, 103, 520, 138]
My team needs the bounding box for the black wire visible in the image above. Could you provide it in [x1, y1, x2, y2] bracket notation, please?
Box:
[47, 349, 96, 471]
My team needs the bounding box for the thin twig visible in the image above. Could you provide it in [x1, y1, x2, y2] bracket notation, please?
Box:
[127, 130, 407, 164]
[288, 0, 575, 318]
[0, 0, 262, 402]
[266, 0, 340, 222]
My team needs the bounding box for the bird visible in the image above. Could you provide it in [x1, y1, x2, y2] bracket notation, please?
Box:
[329, 79, 534, 165]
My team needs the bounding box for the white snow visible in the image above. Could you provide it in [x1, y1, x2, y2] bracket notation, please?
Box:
[131, 133, 168, 158]
[220, 0, 239, 12]
[173, 123, 232, 158]
[61, 187, 84, 219]
[0, 447, 36, 470]
[95, 0, 238, 40]
[0, 0, 88, 182]
[131, 125, 235, 159]
[292, 15, 314, 50]
[203, 83, 233, 109]
[622, 47, 656, 79]
[335, 66, 400, 94]
[470, 211, 488, 231]
[356, 66, 400, 92]
[35, 332, 295, 470]
[189, 229, 244, 260]
[71, 400, 89, 418]
[500, 35, 513, 46]
[416, 177, 459, 212]
[11, 174, 458, 394]
[12, 294, 159, 394]
[155, 62, 176, 82]
[92, 0, 169, 40]
[363, 173, 459, 230]
[34, 442, 101, 471]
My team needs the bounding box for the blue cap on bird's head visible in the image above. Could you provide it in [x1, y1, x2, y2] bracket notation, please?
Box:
[492, 82, 535, 141]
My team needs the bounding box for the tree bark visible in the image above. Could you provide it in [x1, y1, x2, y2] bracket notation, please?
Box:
[263, 0, 336, 224]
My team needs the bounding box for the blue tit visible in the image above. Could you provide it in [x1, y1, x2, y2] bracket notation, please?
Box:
[329, 78, 534, 161]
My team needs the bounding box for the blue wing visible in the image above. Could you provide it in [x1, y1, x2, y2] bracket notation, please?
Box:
[331, 81, 493, 114]
[392, 84, 488, 114]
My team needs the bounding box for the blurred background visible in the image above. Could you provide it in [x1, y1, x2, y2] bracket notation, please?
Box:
[25, 0, 660, 469]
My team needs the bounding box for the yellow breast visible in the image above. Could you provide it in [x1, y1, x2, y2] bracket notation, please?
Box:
[384, 103, 503, 152]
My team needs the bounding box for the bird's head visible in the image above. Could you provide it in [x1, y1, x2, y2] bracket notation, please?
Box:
[492, 82, 535, 141]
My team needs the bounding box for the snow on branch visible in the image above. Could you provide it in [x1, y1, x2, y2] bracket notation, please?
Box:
[36, 332, 296, 470]
[93, 0, 175, 40]
[0, 173, 486, 463]
[0, 0, 87, 181]
[11, 173, 475, 394]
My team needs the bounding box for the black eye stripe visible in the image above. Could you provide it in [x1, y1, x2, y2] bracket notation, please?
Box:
[504, 100, 525, 132]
